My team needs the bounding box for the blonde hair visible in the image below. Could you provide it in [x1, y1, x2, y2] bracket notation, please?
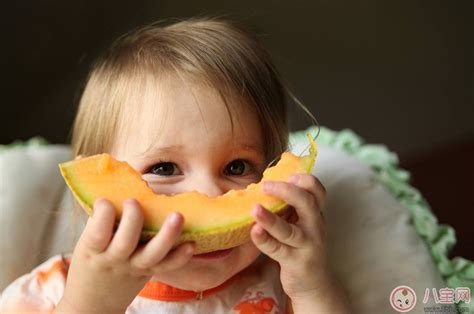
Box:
[72, 16, 297, 162]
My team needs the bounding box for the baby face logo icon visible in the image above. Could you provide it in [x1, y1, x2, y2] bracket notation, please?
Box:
[390, 285, 417, 312]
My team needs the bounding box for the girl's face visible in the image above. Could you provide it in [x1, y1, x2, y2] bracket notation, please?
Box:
[110, 76, 265, 291]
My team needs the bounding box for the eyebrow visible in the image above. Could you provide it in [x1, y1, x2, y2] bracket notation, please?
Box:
[140, 143, 263, 159]
[235, 143, 264, 154]
[141, 144, 185, 158]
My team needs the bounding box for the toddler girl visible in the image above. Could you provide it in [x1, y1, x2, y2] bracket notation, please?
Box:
[1, 17, 350, 313]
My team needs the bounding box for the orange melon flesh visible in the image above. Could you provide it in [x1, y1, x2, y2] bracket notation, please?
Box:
[59, 135, 317, 253]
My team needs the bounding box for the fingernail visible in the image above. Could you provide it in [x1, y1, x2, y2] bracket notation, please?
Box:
[92, 198, 108, 217]
[122, 199, 138, 209]
[94, 197, 106, 207]
[254, 225, 266, 237]
[252, 205, 263, 217]
[253, 205, 273, 222]
[263, 182, 274, 191]
[288, 175, 299, 184]
[168, 212, 181, 226]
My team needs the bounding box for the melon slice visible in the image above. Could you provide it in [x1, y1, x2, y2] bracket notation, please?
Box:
[59, 135, 317, 253]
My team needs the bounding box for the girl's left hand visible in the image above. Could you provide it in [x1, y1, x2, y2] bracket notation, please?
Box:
[250, 173, 333, 300]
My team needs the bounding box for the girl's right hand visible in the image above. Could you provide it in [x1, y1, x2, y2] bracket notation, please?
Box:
[55, 198, 195, 314]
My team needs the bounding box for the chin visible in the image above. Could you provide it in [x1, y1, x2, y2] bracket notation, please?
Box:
[180, 272, 230, 291]
[152, 262, 236, 291]
[152, 242, 261, 291]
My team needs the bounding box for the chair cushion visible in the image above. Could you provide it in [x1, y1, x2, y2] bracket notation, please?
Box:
[1, 129, 472, 313]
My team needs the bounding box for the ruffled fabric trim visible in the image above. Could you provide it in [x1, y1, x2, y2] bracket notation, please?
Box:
[290, 126, 474, 312]
[0, 137, 48, 152]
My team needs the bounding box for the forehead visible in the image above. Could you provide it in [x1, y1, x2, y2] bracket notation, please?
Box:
[111, 74, 263, 159]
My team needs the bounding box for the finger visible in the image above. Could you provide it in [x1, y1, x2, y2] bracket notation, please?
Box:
[252, 204, 305, 248]
[279, 207, 299, 224]
[250, 223, 292, 262]
[149, 242, 195, 274]
[263, 180, 319, 224]
[131, 212, 184, 269]
[287, 208, 299, 224]
[79, 198, 116, 253]
[288, 174, 326, 209]
[106, 199, 144, 260]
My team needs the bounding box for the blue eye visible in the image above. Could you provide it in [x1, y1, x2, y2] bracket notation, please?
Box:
[225, 159, 250, 176]
[150, 162, 180, 176]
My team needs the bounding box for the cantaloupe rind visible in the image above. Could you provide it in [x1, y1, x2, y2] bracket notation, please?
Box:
[59, 134, 317, 253]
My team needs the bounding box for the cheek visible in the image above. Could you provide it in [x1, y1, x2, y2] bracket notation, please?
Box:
[237, 241, 261, 264]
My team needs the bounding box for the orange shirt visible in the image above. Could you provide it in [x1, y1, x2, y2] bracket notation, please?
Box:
[0, 254, 293, 314]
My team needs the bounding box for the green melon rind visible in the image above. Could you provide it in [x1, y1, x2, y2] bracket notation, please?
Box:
[60, 159, 287, 235]
[60, 159, 300, 233]
[59, 164, 94, 214]
[140, 200, 290, 253]
[60, 139, 316, 236]
[59, 135, 317, 253]
[60, 164, 289, 253]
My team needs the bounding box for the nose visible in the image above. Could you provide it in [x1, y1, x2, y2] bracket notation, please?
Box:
[190, 175, 225, 198]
